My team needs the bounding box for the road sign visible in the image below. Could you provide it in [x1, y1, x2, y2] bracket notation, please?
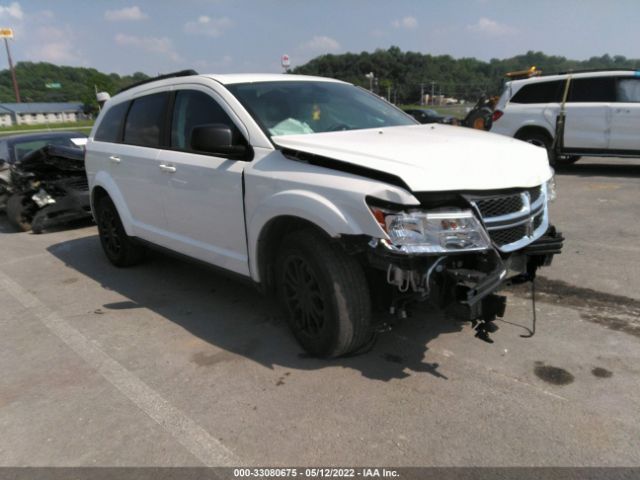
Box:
[45, 83, 62, 89]
[0, 28, 13, 39]
[281, 54, 290, 69]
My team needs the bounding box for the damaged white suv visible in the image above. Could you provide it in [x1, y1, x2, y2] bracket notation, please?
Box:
[85, 71, 563, 357]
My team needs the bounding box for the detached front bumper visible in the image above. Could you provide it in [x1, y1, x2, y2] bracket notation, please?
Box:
[364, 225, 564, 321]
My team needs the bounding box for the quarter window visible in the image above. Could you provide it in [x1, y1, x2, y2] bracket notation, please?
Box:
[123, 93, 169, 147]
[95, 101, 129, 143]
[567, 77, 616, 102]
[616, 78, 640, 102]
[171, 90, 238, 151]
[510, 80, 564, 104]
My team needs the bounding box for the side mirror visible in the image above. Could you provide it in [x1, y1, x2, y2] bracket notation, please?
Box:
[190, 124, 250, 159]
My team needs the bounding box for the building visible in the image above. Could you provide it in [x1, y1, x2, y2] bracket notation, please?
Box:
[0, 102, 85, 127]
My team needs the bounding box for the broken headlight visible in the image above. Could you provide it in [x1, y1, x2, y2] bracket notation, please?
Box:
[370, 207, 491, 254]
[546, 171, 557, 202]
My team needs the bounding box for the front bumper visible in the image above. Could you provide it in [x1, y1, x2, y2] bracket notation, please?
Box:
[365, 225, 564, 319]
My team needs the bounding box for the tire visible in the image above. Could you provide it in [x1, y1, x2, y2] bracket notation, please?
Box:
[515, 130, 557, 166]
[275, 229, 372, 358]
[95, 195, 146, 267]
[6, 193, 33, 232]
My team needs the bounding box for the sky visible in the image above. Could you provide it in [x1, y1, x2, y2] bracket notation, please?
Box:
[0, 0, 638, 76]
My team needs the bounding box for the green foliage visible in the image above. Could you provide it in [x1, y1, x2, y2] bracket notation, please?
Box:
[294, 48, 640, 103]
[0, 62, 149, 114]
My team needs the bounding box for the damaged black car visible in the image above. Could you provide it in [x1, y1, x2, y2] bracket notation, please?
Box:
[0, 132, 91, 233]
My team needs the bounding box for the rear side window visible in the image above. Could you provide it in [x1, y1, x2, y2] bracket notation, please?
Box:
[94, 101, 129, 142]
[568, 76, 616, 102]
[617, 78, 640, 102]
[170, 90, 239, 151]
[123, 93, 169, 147]
[510, 80, 564, 104]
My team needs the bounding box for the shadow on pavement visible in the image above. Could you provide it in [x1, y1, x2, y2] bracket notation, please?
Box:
[556, 162, 640, 178]
[48, 234, 464, 382]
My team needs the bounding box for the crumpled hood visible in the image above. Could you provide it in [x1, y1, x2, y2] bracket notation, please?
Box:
[272, 124, 553, 192]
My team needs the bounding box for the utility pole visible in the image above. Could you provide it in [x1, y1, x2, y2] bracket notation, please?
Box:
[0, 28, 20, 103]
[431, 81, 435, 106]
[420, 83, 424, 106]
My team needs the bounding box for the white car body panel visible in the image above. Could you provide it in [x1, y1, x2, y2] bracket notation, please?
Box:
[610, 102, 640, 150]
[272, 125, 552, 191]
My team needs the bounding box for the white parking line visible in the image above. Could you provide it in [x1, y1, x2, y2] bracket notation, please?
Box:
[0, 268, 240, 467]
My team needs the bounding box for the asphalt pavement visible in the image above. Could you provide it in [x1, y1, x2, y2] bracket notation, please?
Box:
[0, 157, 639, 467]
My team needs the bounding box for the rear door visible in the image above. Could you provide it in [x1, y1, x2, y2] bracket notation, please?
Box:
[117, 91, 171, 237]
[609, 76, 640, 152]
[563, 76, 615, 150]
[157, 87, 250, 275]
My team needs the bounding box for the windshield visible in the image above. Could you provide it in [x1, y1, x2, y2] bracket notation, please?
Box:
[227, 81, 416, 137]
[12, 134, 86, 162]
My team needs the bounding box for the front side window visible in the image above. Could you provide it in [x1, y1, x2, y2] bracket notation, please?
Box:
[171, 90, 239, 150]
[123, 93, 169, 147]
[568, 76, 616, 102]
[227, 81, 415, 137]
[616, 78, 640, 102]
[510, 80, 565, 104]
[95, 101, 129, 143]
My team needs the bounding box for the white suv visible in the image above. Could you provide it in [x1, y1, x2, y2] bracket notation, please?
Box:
[491, 69, 640, 166]
[85, 71, 563, 357]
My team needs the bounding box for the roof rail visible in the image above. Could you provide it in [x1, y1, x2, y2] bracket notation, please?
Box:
[547, 67, 639, 76]
[117, 69, 199, 94]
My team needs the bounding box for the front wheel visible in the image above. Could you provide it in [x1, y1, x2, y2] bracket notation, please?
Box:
[6, 193, 34, 232]
[275, 229, 372, 358]
[95, 195, 146, 267]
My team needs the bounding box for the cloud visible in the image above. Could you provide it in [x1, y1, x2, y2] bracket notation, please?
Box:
[299, 35, 340, 53]
[25, 26, 81, 63]
[114, 33, 180, 62]
[392, 16, 418, 30]
[105, 6, 148, 21]
[0, 1, 23, 20]
[184, 15, 233, 37]
[467, 17, 517, 36]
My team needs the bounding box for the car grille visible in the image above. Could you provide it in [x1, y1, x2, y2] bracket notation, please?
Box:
[467, 185, 547, 252]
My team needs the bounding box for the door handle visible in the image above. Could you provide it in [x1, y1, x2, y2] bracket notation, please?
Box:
[159, 164, 176, 173]
[109, 155, 121, 163]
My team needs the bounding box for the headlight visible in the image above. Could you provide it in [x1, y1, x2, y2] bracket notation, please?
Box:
[546, 171, 557, 202]
[370, 207, 491, 254]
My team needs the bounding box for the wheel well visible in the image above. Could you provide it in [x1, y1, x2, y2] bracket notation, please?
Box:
[514, 126, 553, 143]
[257, 216, 331, 293]
[91, 186, 109, 210]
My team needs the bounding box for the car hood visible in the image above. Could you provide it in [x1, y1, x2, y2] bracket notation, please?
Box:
[272, 124, 552, 192]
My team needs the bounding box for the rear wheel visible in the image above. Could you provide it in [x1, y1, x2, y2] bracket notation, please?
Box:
[275, 229, 372, 358]
[95, 195, 146, 267]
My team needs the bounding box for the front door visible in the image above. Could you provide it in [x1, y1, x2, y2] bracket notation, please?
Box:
[157, 88, 250, 276]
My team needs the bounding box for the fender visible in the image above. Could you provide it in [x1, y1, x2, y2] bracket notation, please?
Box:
[91, 170, 136, 236]
[246, 189, 383, 282]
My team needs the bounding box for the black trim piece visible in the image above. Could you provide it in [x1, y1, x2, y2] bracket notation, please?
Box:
[281, 148, 411, 191]
[241, 169, 251, 276]
[117, 69, 199, 94]
[561, 147, 640, 158]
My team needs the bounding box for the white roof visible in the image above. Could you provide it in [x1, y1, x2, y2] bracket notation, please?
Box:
[509, 70, 639, 86]
[202, 73, 347, 85]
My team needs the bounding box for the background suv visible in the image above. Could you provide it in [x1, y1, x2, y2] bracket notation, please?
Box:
[490, 69, 640, 166]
